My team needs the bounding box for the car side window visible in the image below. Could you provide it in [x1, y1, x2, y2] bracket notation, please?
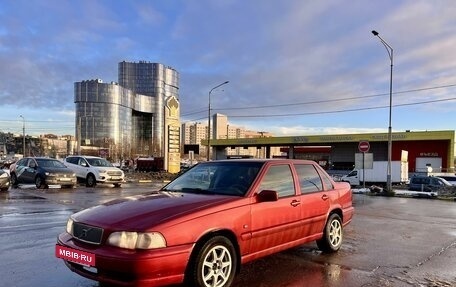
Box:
[320, 172, 334, 190]
[294, 164, 323, 193]
[79, 158, 87, 167]
[258, 165, 295, 198]
[16, 158, 26, 167]
[431, 178, 442, 186]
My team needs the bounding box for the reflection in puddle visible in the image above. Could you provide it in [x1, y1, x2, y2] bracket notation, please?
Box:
[324, 263, 342, 284]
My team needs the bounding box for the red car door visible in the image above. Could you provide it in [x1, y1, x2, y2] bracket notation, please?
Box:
[248, 163, 303, 256]
[294, 163, 330, 238]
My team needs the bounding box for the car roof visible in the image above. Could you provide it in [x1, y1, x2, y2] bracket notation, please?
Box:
[68, 155, 102, 159]
[199, 159, 318, 164]
[25, 157, 58, 160]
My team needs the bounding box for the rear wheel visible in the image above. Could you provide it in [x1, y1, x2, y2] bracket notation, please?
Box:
[185, 236, 237, 287]
[317, 213, 343, 253]
[86, 174, 96, 187]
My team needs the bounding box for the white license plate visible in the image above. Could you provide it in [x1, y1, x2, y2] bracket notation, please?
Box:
[55, 245, 96, 267]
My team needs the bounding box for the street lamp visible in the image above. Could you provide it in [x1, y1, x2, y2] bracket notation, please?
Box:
[372, 30, 393, 192]
[207, 81, 229, 161]
[19, 115, 25, 156]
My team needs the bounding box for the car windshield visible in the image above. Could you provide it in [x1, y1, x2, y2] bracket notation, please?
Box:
[162, 161, 263, 196]
[36, 159, 66, 168]
[87, 158, 113, 167]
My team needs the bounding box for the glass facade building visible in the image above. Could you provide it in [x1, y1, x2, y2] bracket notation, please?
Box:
[74, 61, 179, 161]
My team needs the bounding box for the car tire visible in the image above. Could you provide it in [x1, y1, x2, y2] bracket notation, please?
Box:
[185, 236, 237, 287]
[35, 176, 45, 189]
[11, 173, 18, 187]
[317, 213, 343, 253]
[86, 174, 96, 187]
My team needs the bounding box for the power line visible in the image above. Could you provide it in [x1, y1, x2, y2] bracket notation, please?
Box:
[226, 97, 456, 118]
[182, 83, 456, 116]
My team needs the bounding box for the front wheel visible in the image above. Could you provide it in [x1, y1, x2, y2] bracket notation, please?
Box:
[86, 174, 96, 187]
[186, 236, 237, 287]
[11, 173, 18, 187]
[317, 213, 343, 253]
[35, 176, 45, 189]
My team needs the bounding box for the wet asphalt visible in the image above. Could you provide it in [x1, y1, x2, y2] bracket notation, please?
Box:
[0, 184, 455, 287]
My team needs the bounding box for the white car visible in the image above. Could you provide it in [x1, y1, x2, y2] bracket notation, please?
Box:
[63, 156, 124, 187]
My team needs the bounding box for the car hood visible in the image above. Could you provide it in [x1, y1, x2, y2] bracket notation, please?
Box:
[73, 191, 239, 230]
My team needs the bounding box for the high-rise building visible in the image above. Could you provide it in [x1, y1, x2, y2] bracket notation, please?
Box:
[74, 61, 180, 172]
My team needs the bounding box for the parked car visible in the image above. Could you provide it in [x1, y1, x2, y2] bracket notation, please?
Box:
[63, 156, 124, 187]
[10, 157, 76, 189]
[56, 159, 354, 287]
[408, 175, 455, 194]
[0, 169, 10, 191]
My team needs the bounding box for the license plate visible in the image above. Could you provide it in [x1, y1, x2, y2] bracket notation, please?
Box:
[111, 176, 121, 180]
[55, 245, 96, 267]
[60, 178, 71, 181]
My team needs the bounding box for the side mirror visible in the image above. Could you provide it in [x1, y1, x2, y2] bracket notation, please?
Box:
[257, 189, 278, 202]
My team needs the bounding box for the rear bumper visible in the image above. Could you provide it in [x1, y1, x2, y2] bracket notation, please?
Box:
[342, 206, 355, 226]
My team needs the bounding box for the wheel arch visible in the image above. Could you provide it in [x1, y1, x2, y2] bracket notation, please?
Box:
[187, 229, 241, 275]
[328, 208, 343, 222]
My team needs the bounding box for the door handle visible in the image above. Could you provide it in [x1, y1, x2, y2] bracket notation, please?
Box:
[290, 200, 301, 207]
[321, 194, 329, 200]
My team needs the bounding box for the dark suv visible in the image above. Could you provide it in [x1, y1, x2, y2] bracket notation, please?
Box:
[408, 175, 455, 194]
[10, 157, 77, 189]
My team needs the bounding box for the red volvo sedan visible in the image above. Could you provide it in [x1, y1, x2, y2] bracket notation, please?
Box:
[56, 159, 354, 287]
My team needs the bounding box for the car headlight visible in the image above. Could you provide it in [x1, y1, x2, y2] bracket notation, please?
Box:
[66, 218, 74, 234]
[45, 172, 50, 176]
[0, 173, 7, 178]
[98, 169, 107, 174]
[107, 231, 166, 249]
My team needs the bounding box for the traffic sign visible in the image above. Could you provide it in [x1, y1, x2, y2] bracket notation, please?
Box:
[358, 141, 370, 153]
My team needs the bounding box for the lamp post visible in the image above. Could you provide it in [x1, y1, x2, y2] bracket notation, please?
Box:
[207, 81, 229, 161]
[372, 30, 393, 192]
[19, 115, 25, 156]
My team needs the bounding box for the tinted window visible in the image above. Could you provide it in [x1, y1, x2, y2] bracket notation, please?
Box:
[87, 158, 113, 167]
[412, 177, 430, 185]
[295, 164, 323, 193]
[258, 165, 295, 198]
[66, 157, 79, 164]
[16, 158, 26, 167]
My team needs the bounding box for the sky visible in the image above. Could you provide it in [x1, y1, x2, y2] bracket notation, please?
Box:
[0, 0, 455, 137]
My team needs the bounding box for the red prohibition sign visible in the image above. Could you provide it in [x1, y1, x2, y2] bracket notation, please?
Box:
[358, 141, 370, 153]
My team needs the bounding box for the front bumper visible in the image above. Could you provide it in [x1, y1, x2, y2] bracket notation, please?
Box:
[57, 232, 192, 287]
[45, 177, 77, 186]
[96, 175, 124, 184]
